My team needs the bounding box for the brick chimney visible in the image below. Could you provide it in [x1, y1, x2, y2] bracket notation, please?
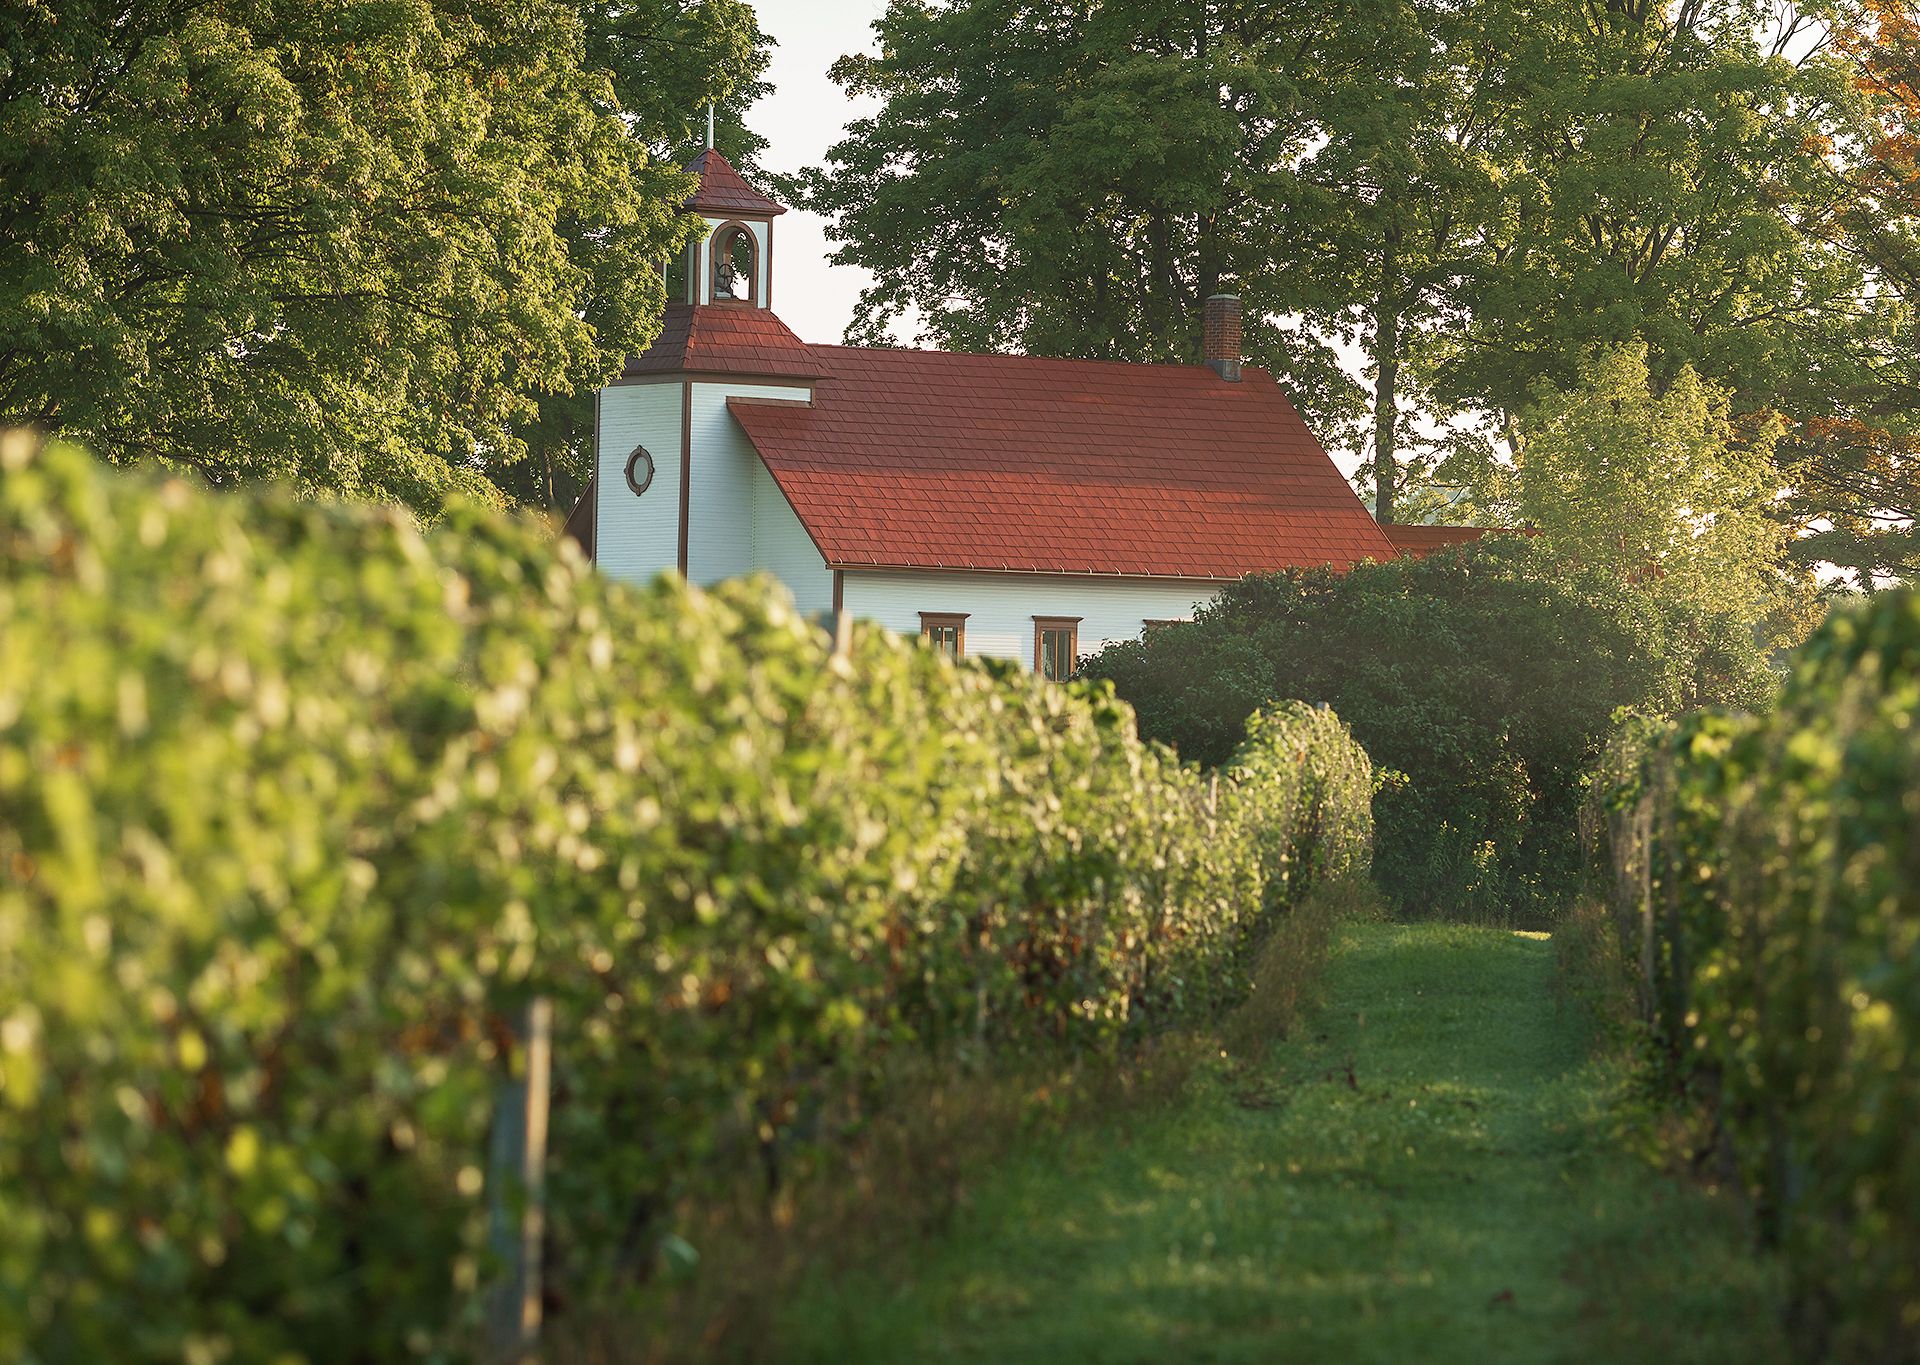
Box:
[1203, 294, 1242, 382]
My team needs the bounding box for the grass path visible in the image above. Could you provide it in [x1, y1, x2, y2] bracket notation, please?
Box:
[778, 921, 1791, 1363]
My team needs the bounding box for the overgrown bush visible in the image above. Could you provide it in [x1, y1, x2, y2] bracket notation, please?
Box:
[1080, 535, 1773, 924]
[1589, 592, 1920, 1363]
[0, 435, 1373, 1363]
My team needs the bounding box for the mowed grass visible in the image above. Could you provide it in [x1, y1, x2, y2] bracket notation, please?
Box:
[773, 922, 1790, 1363]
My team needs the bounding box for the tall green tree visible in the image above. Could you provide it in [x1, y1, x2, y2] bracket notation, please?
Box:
[0, 0, 768, 516]
[1436, 0, 1855, 428]
[1421, 0, 1904, 593]
[1767, 0, 1920, 589]
[1475, 341, 1788, 618]
[783, 0, 1371, 446]
[1280, 0, 1514, 523]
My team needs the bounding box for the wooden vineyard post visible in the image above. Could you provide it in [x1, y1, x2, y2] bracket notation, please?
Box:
[488, 996, 553, 1363]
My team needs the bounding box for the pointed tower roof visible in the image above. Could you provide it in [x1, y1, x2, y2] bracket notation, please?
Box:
[684, 150, 786, 217]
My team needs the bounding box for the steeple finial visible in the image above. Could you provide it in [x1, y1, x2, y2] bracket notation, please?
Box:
[706, 103, 715, 151]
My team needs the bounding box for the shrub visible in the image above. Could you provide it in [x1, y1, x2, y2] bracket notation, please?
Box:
[0, 435, 1373, 1362]
[1081, 534, 1773, 924]
[1589, 591, 1920, 1362]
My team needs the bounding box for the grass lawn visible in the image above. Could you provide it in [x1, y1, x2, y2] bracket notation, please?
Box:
[772, 921, 1789, 1363]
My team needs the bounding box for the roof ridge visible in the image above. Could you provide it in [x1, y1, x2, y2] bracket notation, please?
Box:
[803, 341, 1269, 378]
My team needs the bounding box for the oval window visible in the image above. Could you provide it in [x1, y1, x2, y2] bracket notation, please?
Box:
[624, 445, 655, 497]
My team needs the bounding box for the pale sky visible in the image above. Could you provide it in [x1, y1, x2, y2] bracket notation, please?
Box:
[750, 0, 891, 346]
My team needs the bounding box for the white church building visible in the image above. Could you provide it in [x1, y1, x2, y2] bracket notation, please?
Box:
[565, 150, 1407, 678]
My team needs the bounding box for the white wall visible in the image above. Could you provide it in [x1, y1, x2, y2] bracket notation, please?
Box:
[685, 382, 755, 584]
[841, 570, 1219, 666]
[687, 383, 817, 588]
[752, 458, 833, 614]
[596, 382, 683, 588]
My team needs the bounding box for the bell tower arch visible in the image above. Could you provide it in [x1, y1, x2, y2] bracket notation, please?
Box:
[674, 150, 785, 310]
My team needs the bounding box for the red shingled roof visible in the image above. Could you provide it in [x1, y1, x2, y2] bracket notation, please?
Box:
[684, 150, 786, 217]
[624, 305, 825, 379]
[728, 345, 1397, 578]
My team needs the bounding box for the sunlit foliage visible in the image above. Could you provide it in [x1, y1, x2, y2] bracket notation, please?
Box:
[1472, 342, 1790, 624]
[1592, 592, 1920, 1361]
[0, 0, 769, 516]
[0, 434, 1372, 1361]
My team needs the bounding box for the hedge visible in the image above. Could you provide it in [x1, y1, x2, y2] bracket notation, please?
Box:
[1081, 536, 1773, 926]
[0, 434, 1373, 1364]
[1589, 592, 1920, 1363]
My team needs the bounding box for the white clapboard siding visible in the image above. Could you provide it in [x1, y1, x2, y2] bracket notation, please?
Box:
[687, 383, 817, 588]
[596, 382, 684, 588]
[751, 458, 833, 613]
[841, 569, 1218, 666]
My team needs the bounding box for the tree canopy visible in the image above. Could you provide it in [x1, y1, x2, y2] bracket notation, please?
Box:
[779, 0, 1373, 446]
[1474, 342, 1789, 622]
[1771, 0, 1920, 588]
[0, 0, 769, 516]
[1435, 0, 1849, 420]
[795, 0, 1891, 548]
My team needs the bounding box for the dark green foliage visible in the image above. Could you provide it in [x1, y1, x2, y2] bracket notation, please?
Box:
[0, 0, 769, 515]
[779, 0, 1371, 447]
[1080, 536, 1773, 923]
[788, 0, 1857, 523]
[1590, 592, 1920, 1361]
[0, 436, 1372, 1361]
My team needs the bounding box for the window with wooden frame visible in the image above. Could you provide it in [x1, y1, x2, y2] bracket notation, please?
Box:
[1034, 617, 1081, 681]
[919, 612, 968, 659]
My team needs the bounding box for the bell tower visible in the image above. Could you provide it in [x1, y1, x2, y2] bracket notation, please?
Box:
[675, 150, 785, 309]
[588, 147, 817, 591]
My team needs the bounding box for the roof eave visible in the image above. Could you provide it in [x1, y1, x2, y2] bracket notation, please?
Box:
[686, 199, 788, 218]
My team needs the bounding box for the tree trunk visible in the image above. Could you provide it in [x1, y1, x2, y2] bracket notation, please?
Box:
[1372, 233, 1402, 524]
[1197, 206, 1220, 310]
[1149, 209, 1176, 358]
[1194, 0, 1220, 349]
